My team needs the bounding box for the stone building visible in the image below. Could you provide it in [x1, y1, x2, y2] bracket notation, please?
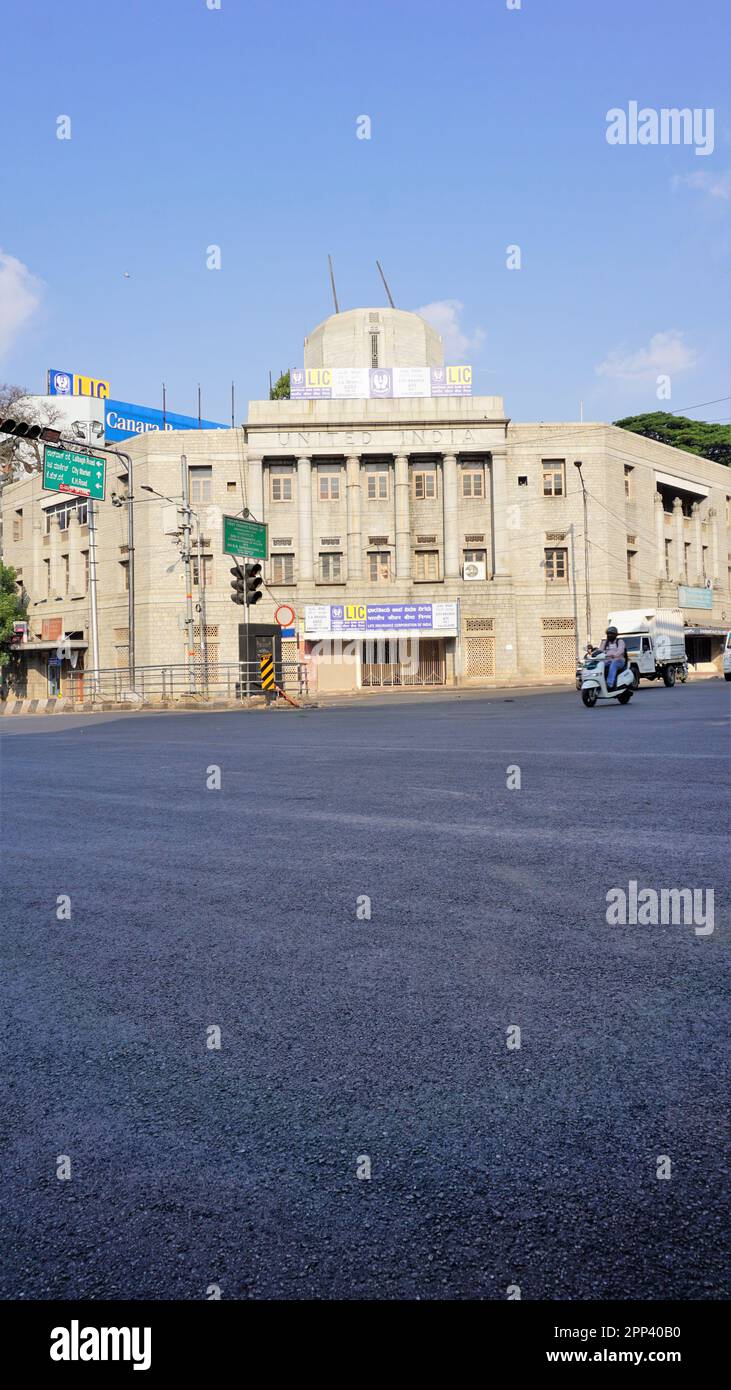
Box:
[3, 307, 730, 697]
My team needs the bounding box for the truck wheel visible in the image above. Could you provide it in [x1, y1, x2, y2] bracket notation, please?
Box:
[663, 666, 676, 687]
[617, 689, 633, 704]
[630, 664, 640, 690]
[581, 688, 598, 707]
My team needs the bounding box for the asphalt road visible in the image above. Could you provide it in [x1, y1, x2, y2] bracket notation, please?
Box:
[1, 680, 729, 1301]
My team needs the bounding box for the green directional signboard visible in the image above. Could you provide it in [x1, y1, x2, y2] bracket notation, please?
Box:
[43, 446, 106, 501]
[222, 514, 268, 560]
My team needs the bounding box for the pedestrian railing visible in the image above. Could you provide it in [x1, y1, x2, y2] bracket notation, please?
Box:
[67, 661, 308, 705]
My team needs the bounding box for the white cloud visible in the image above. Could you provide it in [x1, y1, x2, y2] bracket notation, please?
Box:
[0, 250, 43, 359]
[672, 168, 731, 200]
[414, 298, 485, 359]
[595, 330, 697, 382]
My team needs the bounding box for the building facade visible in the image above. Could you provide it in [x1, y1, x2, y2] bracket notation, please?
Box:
[3, 308, 730, 697]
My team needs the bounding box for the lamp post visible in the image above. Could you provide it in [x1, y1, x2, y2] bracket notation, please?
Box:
[573, 460, 592, 648]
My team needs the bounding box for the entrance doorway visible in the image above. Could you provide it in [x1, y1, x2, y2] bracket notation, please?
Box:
[361, 638, 445, 687]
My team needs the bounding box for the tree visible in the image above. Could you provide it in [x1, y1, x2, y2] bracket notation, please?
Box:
[269, 370, 290, 400]
[0, 561, 26, 669]
[613, 411, 731, 468]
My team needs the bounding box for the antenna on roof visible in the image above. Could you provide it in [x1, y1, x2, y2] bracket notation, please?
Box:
[376, 260, 395, 308]
[328, 255, 340, 313]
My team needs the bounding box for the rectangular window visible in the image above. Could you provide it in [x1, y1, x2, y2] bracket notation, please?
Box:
[192, 555, 213, 587]
[684, 542, 691, 579]
[13, 508, 23, 542]
[319, 473, 341, 501]
[702, 545, 708, 578]
[367, 472, 389, 501]
[414, 472, 436, 500]
[63, 555, 70, 593]
[542, 460, 565, 496]
[227, 481, 237, 493]
[44, 498, 85, 532]
[462, 471, 484, 499]
[319, 552, 342, 581]
[664, 538, 672, 579]
[463, 548, 487, 566]
[271, 474, 293, 502]
[624, 465, 634, 501]
[368, 550, 391, 582]
[414, 550, 439, 581]
[120, 559, 129, 592]
[43, 558, 51, 594]
[544, 547, 568, 581]
[271, 552, 294, 584]
[370, 332, 379, 368]
[626, 549, 637, 582]
[189, 466, 212, 503]
[81, 551, 89, 592]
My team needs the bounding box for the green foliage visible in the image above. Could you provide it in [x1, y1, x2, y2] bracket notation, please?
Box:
[613, 412, 731, 468]
[269, 370, 290, 400]
[0, 561, 26, 667]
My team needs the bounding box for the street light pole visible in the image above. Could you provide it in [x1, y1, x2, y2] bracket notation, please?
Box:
[573, 461, 592, 647]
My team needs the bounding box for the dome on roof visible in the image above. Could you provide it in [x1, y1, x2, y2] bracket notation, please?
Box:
[304, 307, 443, 370]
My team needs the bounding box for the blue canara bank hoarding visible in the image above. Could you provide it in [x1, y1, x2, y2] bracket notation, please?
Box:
[104, 400, 227, 442]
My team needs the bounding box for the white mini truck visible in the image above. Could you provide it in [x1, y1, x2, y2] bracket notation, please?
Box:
[608, 608, 687, 689]
[723, 631, 731, 682]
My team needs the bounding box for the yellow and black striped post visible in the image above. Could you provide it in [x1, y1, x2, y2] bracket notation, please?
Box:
[260, 652, 276, 700]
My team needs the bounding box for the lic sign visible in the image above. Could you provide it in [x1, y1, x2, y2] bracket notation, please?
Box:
[48, 368, 110, 399]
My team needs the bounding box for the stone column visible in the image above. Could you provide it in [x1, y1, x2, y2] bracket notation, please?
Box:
[489, 449, 510, 578]
[33, 511, 43, 599]
[297, 456, 313, 582]
[346, 456, 362, 581]
[654, 491, 666, 577]
[691, 502, 703, 584]
[247, 456, 264, 521]
[394, 454, 411, 580]
[708, 507, 719, 583]
[68, 507, 83, 594]
[49, 512, 62, 597]
[442, 453, 459, 579]
[673, 498, 685, 581]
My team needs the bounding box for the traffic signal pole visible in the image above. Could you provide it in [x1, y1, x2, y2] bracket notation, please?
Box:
[180, 455, 196, 694]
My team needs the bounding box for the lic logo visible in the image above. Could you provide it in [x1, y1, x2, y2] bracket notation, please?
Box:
[53, 372, 72, 394]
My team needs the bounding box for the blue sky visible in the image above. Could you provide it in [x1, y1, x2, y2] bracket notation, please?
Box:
[1, 0, 729, 426]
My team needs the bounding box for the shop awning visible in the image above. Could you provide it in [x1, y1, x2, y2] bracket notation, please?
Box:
[684, 626, 728, 638]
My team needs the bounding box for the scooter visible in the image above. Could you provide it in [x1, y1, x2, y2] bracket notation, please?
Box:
[578, 651, 635, 707]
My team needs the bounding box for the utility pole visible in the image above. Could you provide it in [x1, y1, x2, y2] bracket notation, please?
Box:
[573, 461, 592, 647]
[87, 495, 101, 694]
[195, 518, 208, 684]
[180, 454, 196, 693]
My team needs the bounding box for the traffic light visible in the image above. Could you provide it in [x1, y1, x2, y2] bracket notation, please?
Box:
[0, 418, 62, 443]
[230, 564, 245, 605]
[245, 562, 263, 605]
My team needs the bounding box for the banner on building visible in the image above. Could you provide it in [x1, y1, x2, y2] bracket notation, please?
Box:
[48, 368, 110, 399]
[290, 366, 472, 400]
[105, 400, 227, 441]
[678, 585, 713, 610]
[304, 602, 459, 638]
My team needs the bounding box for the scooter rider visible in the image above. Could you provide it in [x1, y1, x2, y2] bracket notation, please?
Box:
[598, 625, 627, 690]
